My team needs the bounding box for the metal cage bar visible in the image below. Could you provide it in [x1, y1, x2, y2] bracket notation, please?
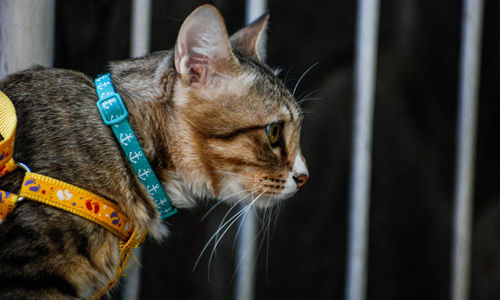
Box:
[450, 0, 484, 299]
[235, 2, 267, 300]
[122, 1, 152, 299]
[130, 0, 152, 58]
[0, 0, 55, 79]
[345, 0, 380, 299]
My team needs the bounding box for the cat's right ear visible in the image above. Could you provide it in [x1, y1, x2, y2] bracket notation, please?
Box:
[174, 4, 239, 89]
[230, 13, 269, 62]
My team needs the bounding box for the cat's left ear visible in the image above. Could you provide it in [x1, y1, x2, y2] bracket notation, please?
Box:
[174, 4, 240, 89]
[230, 13, 269, 61]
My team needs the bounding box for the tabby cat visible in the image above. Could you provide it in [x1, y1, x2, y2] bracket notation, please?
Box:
[0, 4, 308, 299]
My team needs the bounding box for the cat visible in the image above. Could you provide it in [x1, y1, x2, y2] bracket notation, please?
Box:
[0, 4, 308, 299]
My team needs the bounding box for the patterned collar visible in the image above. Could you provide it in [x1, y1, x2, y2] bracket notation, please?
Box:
[95, 73, 177, 219]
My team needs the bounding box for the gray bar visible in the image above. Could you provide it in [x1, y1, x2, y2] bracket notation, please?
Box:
[0, 0, 55, 79]
[122, 1, 152, 300]
[345, 0, 380, 299]
[235, 2, 267, 300]
[450, 0, 484, 299]
[235, 210, 257, 300]
[130, 0, 152, 58]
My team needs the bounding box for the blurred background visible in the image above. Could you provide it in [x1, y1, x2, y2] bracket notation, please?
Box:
[1, 0, 498, 299]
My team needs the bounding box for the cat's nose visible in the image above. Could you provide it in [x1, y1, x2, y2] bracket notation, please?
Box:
[293, 174, 309, 188]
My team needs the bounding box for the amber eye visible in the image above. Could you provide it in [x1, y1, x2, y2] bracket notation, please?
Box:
[266, 122, 283, 147]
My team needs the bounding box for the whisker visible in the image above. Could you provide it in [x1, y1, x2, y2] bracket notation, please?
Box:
[282, 66, 293, 86]
[193, 190, 262, 273]
[297, 89, 318, 102]
[208, 203, 252, 268]
[201, 186, 259, 221]
[292, 62, 319, 97]
[228, 190, 270, 280]
[297, 97, 322, 106]
[214, 191, 256, 239]
[212, 191, 264, 253]
[265, 205, 279, 280]
[231, 208, 271, 282]
[273, 200, 283, 228]
[232, 204, 253, 249]
[194, 202, 244, 272]
[296, 89, 314, 102]
[206, 191, 266, 273]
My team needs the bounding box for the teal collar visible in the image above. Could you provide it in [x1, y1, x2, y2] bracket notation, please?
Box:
[95, 73, 177, 219]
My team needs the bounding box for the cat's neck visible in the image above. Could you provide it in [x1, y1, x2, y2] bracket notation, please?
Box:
[108, 51, 206, 209]
[109, 51, 175, 171]
[110, 51, 176, 106]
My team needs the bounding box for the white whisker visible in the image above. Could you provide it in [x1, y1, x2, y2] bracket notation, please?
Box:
[297, 97, 322, 106]
[193, 189, 263, 273]
[231, 202, 273, 282]
[206, 194, 263, 273]
[292, 62, 319, 97]
[232, 204, 253, 249]
[201, 186, 259, 221]
[282, 67, 293, 86]
[211, 190, 265, 254]
[208, 203, 252, 268]
[264, 206, 276, 280]
[296, 89, 315, 102]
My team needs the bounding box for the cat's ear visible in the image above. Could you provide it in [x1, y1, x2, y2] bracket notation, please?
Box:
[174, 4, 239, 88]
[230, 13, 269, 61]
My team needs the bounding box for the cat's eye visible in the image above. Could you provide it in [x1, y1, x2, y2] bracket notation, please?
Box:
[266, 122, 283, 147]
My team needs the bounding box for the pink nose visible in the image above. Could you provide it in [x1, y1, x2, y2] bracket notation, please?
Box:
[293, 174, 309, 188]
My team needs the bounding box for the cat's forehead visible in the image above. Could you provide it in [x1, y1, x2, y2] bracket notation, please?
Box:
[229, 75, 299, 127]
[246, 71, 301, 124]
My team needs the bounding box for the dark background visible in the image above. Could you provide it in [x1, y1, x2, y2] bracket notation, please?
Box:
[54, 0, 498, 299]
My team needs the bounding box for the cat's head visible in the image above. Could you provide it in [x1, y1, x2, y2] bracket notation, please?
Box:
[166, 4, 308, 209]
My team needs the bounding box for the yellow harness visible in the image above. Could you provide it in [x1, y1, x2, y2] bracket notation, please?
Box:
[0, 90, 145, 299]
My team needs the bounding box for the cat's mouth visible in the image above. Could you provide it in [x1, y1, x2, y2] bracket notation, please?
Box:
[216, 173, 302, 208]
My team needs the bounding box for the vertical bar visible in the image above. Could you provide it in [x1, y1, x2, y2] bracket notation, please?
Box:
[130, 0, 152, 58]
[235, 208, 257, 300]
[450, 0, 484, 299]
[122, 1, 152, 300]
[235, 2, 267, 300]
[345, 0, 380, 299]
[0, 0, 55, 79]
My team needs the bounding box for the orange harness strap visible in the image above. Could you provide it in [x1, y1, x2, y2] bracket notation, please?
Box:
[19, 172, 134, 240]
[0, 190, 18, 223]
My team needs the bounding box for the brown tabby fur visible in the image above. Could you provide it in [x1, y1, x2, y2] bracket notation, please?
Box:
[0, 5, 307, 299]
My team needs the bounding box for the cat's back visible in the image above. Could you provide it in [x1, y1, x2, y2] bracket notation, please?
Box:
[0, 67, 101, 143]
[0, 66, 95, 112]
[0, 66, 120, 193]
